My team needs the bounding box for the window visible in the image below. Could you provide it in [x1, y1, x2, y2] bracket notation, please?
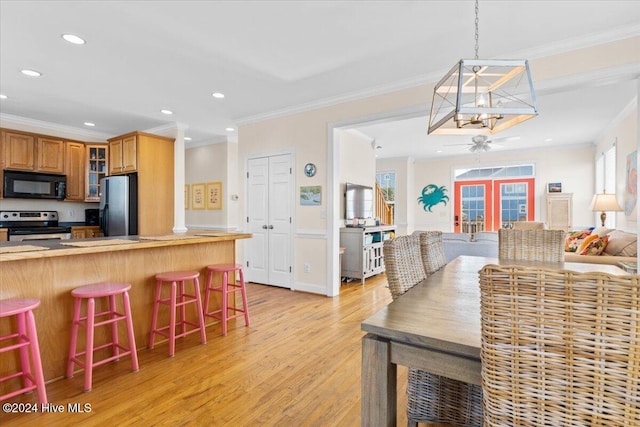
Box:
[376, 171, 395, 202]
[376, 171, 396, 224]
[595, 143, 617, 227]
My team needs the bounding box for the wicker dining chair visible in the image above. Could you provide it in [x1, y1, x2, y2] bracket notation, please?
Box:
[511, 221, 545, 230]
[498, 228, 565, 262]
[383, 235, 483, 427]
[412, 231, 448, 275]
[479, 265, 640, 426]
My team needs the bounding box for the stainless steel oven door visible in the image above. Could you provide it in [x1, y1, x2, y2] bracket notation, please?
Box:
[10, 233, 71, 241]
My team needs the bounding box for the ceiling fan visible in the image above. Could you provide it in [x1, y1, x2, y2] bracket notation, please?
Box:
[450, 134, 521, 153]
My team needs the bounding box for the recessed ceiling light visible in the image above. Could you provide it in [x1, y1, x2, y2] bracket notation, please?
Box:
[212, 92, 225, 99]
[21, 69, 42, 77]
[544, 138, 553, 142]
[160, 109, 173, 115]
[0, 94, 7, 99]
[184, 137, 192, 141]
[62, 34, 86, 45]
[84, 122, 95, 127]
[437, 150, 443, 153]
[225, 127, 235, 132]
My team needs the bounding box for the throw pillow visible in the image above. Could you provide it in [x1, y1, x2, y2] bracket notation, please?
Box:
[578, 235, 609, 255]
[591, 226, 614, 237]
[603, 230, 638, 257]
[564, 230, 591, 252]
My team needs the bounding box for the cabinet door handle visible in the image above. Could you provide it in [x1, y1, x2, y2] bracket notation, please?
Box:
[262, 225, 268, 229]
[268, 225, 274, 229]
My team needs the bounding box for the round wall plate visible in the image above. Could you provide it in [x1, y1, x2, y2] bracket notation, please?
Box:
[304, 163, 317, 177]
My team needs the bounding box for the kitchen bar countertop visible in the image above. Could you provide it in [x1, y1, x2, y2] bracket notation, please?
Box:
[1, 230, 251, 385]
[0, 231, 251, 261]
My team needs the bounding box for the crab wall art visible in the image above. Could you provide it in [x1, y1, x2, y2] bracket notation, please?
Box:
[417, 184, 449, 212]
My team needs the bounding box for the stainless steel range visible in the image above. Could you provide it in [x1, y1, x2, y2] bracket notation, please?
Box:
[0, 211, 72, 241]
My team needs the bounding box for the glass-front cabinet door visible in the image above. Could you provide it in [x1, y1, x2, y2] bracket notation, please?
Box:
[85, 145, 108, 201]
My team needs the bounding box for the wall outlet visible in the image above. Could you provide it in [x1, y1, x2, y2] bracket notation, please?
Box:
[304, 262, 311, 273]
[68, 210, 74, 217]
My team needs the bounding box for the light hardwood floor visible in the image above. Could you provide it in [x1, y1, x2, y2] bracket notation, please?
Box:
[4, 274, 411, 426]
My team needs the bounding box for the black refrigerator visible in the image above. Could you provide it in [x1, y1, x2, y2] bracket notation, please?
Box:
[99, 173, 138, 236]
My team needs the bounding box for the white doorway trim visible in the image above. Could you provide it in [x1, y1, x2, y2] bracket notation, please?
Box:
[327, 105, 428, 296]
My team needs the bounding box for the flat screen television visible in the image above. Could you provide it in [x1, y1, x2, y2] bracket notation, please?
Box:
[345, 182, 374, 220]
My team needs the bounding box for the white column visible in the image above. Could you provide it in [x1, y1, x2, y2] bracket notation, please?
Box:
[173, 126, 187, 233]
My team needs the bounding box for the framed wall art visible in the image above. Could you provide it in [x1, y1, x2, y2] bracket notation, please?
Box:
[207, 181, 223, 210]
[300, 185, 321, 205]
[547, 182, 562, 193]
[192, 183, 205, 210]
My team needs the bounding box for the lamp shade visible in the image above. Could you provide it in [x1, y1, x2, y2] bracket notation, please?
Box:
[590, 193, 623, 212]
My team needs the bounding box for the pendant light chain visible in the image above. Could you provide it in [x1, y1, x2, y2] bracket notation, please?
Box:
[474, 0, 480, 59]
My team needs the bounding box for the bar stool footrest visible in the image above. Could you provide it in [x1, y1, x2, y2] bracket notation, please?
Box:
[0, 333, 31, 352]
[151, 321, 204, 340]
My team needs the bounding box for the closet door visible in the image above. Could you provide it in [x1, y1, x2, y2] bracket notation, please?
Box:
[246, 154, 292, 287]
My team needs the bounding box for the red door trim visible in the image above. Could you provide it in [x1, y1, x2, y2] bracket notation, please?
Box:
[453, 180, 493, 232]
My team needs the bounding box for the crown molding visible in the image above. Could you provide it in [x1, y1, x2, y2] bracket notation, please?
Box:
[0, 113, 111, 141]
[236, 25, 640, 127]
[534, 63, 640, 96]
[510, 23, 640, 62]
[186, 135, 228, 149]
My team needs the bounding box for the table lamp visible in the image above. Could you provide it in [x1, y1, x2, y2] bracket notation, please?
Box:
[590, 192, 622, 227]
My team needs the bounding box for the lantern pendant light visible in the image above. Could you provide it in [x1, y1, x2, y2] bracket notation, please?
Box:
[428, 0, 538, 135]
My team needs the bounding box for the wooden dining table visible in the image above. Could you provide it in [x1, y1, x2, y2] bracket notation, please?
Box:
[360, 255, 628, 426]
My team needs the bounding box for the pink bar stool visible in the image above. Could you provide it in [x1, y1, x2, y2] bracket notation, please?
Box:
[148, 270, 206, 357]
[203, 264, 250, 336]
[67, 282, 139, 392]
[0, 298, 47, 403]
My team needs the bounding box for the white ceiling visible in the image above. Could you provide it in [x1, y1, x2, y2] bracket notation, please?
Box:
[1, 1, 639, 157]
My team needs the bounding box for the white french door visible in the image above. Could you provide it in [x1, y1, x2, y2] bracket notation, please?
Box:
[246, 154, 292, 288]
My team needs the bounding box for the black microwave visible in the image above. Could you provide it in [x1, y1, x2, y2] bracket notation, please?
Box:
[3, 170, 67, 200]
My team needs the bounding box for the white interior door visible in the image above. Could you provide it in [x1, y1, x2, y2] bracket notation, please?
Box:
[246, 154, 292, 288]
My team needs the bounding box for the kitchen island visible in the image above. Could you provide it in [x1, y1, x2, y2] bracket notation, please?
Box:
[0, 231, 251, 385]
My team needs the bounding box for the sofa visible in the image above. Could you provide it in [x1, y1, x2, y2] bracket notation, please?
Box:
[434, 228, 637, 268]
[563, 228, 637, 267]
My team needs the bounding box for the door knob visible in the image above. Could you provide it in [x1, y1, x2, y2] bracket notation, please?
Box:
[262, 225, 268, 229]
[268, 225, 274, 229]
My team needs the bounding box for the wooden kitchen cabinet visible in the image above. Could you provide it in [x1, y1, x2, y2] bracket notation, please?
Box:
[86, 145, 108, 201]
[71, 226, 103, 239]
[37, 136, 65, 173]
[108, 134, 137, 174]
[2, 130, 36, 170]
[1, 129, 65, 173]
[0, 228, 7, 242]
[65, 141, 85, 201]
[108, 131, 175, 235]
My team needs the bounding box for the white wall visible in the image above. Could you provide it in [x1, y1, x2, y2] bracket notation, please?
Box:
[338, 129, 376, 224]
[407, 145, 595, 233]
[184, 141, 233, 230]
[594, 103, 638, 233]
